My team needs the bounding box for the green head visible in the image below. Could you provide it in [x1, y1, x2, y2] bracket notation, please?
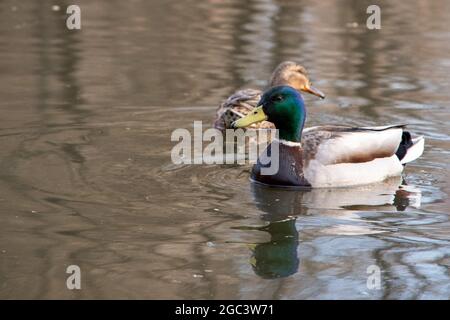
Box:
[233, 85, 307, 142]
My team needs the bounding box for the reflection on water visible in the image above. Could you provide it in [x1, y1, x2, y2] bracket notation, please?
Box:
[243, 178, 422, 280]
[250, 218, 299, 279]
[0, 0, 450, 299]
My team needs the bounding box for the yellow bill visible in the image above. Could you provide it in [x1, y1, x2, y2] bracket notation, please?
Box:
[232, 106, 267, 128]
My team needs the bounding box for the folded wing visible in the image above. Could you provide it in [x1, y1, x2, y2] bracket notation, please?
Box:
[302, 125, 405, 165]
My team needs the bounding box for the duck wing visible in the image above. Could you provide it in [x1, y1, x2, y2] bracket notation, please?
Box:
[301, 125, 406, 165]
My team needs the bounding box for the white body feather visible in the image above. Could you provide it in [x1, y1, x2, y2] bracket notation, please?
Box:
[299, 126, 423, 188]
[312, 126, 403, 165]
[304, 155, 404, 188]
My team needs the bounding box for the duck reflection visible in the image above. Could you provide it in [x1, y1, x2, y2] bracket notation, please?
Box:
[248, 184, 306, 279]
[247, 177, 421, 279]
[250, 218, 299, 279]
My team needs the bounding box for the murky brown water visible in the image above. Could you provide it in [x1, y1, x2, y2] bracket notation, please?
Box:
[1, 0, 449, 299]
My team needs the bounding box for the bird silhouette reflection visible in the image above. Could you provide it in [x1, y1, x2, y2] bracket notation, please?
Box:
[247, 178, 421, 279]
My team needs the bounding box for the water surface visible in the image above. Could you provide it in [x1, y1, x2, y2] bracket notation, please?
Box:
[0, 0, 449, 299]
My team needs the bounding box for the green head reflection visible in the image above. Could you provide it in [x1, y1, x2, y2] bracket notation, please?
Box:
[250, 218, 299, 279]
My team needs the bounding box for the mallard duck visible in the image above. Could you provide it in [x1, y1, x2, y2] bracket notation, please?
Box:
[232, 86, 425, 188]
[213, 61, 325, 130]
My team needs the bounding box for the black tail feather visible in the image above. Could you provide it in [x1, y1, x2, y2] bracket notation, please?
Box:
[395, 131, 413, 161]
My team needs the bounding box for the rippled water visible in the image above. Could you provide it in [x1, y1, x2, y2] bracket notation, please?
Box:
[1, 0, 449, 299]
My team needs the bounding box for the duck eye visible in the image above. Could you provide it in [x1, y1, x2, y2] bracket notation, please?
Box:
[273, 95, 283, 102]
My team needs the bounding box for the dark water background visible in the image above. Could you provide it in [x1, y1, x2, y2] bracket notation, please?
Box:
[0, 0, 449, 299]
